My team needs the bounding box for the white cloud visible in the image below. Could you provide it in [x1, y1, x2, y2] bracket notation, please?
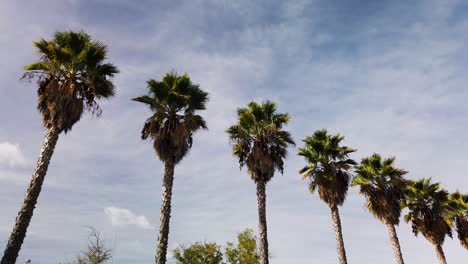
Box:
[0, 142, 26, 167]
[104, 206, 153, 230]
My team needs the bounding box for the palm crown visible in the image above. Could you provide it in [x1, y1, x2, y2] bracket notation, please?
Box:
[24, 30, 119, 133]
[226, 101, 295, 183]
[404, 178, 454, 245]
[133, 72, 208, 164]
[352, 154, 408, 225]
[449, 192, 468, 249]
[298, 129, 356, 207]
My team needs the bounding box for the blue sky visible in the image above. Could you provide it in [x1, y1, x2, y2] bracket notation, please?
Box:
[1, 0, 468, 263]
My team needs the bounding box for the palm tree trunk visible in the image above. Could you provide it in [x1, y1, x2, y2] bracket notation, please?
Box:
[1, 126, 60, 264]
[256, 180, 269, 264]
[434, 243, 447, 264]
[155, 160, 175, 264]
[330, 204, 348, 264]
[386, 223, 405, 264]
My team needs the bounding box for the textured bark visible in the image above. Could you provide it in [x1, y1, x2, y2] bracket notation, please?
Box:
[256, 180, 269, 264]
[386, 223, 405, 264]
[330, 204, 348, 264]
[155, 160, 175, 264]
[434, 244, 448, 264]
[1, 126, 60, 264]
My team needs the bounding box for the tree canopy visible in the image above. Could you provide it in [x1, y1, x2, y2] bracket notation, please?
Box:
[226, 101, 294, 183]
[298, 129, 356, 207]
[173, 229, 259, 264]
[24, 30, 119, 133]
[353, 154, 408, 225]
[133, 72, 208, 164]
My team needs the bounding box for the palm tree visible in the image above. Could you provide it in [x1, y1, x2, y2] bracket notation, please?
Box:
[133, 72, 208, 264]
[352, 154, 408, 264]
[404, 178, 454, 264]
[298, 129, 356, 264]
[226, 101, 295, 264]
[448, 192, 468, 249]
[1, 31, 118, 264]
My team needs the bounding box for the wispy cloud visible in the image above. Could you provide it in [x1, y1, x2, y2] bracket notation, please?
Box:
[104, 207, 153, 230]
[0, 142, 26, 167]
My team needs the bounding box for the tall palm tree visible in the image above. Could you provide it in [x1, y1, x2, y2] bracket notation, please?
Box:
[133, 72, 208, 264]
[404, 178, 454, 264]
[226, 101, 295, 264]
[1, 31, 118, 264]
[298, 129, 356, 264]
[352, 154, 408, 264]
[448, 192, 468, 249]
